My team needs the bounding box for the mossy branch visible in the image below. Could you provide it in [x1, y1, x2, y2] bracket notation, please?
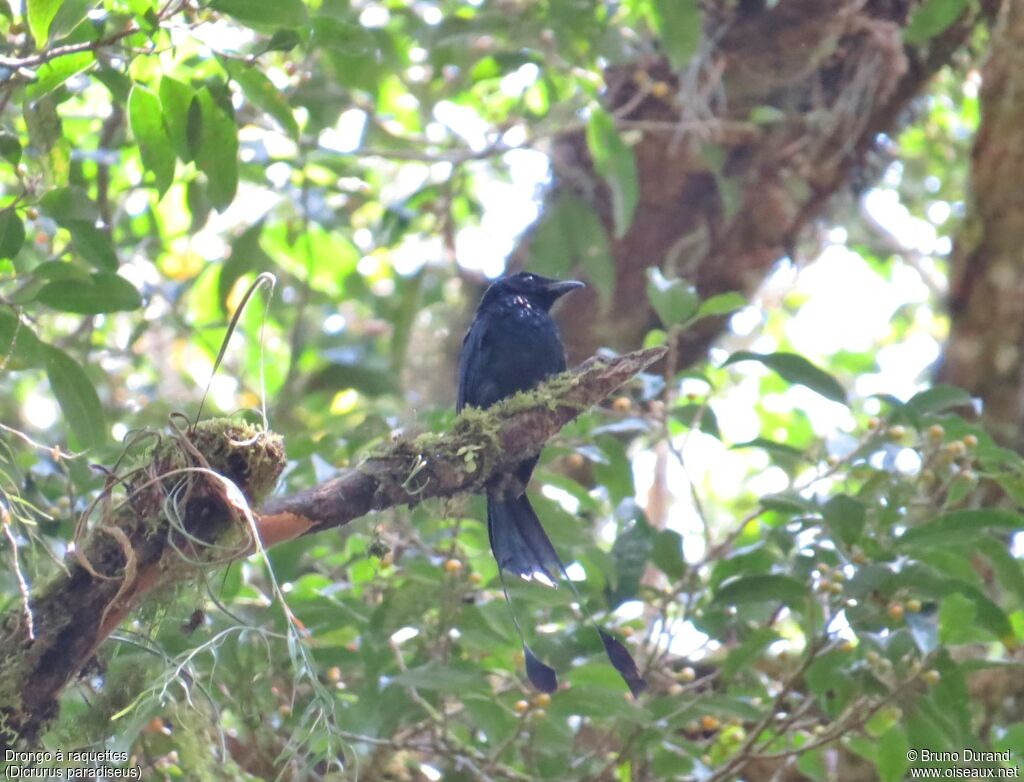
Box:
[0, 346, 664, 748]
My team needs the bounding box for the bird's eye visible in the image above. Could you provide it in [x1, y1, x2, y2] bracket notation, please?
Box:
[524, 274, 536, 282]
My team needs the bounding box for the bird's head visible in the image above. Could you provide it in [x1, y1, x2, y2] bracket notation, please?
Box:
[480, 272, 585, 312]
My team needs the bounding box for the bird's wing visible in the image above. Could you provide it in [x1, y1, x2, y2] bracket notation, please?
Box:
[457, 314, 487, 413]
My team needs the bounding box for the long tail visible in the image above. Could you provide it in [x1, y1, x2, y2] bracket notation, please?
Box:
[487, 492, 648, 698]
[487, 493, 562, 586]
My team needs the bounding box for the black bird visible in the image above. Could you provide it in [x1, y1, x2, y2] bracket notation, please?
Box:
[457, 271, 646, 697]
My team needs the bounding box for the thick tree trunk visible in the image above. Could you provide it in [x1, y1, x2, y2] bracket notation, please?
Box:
[942, 0, 1024, 447]
[515, 1, 987, 367]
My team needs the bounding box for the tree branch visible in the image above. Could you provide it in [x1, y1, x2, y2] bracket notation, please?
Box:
[0, 346, 665, 747]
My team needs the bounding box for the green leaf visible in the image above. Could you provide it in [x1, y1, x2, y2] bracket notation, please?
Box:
[586, 108, 638, 238]
[191, 86, 239, 211]
[722, 628, 778, 679]
[822, 494, 866, 546]
[36, 272, 142, 314]
[714, 574, 807, 607]
[731, 438, 806, 461]
[648, 0, 702, 71]
[0, 131, 22, 164]
[671, 403, 720, 439]
[896, 509, 1023, 549]
[43, 344, 106, 448]
[48, 0, 92, 40]
[224, 59, 299, 139]
[159, 76, 193, 161]
[903, 384, 973, 417]
[68, 222, 118, 270]
[210, 0, 309, 30]
[128, 84, 175, 197]
[0, 210, 26, 259]
[723, 350, 848, 405]
[876, 725, 910, 782]
[646, 267, 698, 326]
[608, 515, 654, 606]
[25, 51, 95, 100]
[651, 529, 685, 580]
[40, 186, 98, 224]
[938, 593, 976, 645]
[393, 664, 485, 693]
[530, 194, 614, 307]
[904, 0, 968, 44]
[27, 0, 62, 46]
[976, 535, 1024, 604]
[0, 309, 43, 368]
[695, 291, 746, 320]
[24, 97, 70, 186]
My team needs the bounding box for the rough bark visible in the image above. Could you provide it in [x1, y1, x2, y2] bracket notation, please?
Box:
[0, 347, 664, 747]
[941, 0, 1024, 447]
[516, 0, 986, 367]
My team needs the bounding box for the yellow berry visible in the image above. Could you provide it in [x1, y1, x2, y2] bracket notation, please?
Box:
[927, 424, 945, 441]
[923, 669, 941, 685]
[532, 708, 546, 720]
[514, 700, 529, 714]
[468, 572, 483, 585]
[963, 434, 978, 448]
[887, 425, 906, 441]
[943, 441, 967, 458]
[532, 692, 551, 708]
[25, 206, 38, 220]
[327, 666, 342, 683]
[888, 603, 905, 621]
[701, 715, 720, 731]
[612, 396, 632, 412]
[678, 666, 696, 683]
[443, 558, 463, 574]
[622, 626, 634, 638]
[828, 582, 844, 594]
[650, 81, 671, 98]
[840, 639, 856, 652]
[851, 549, 867, 565]
[906, 599, 922, 613]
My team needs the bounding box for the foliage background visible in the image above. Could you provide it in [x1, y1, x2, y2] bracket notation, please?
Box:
[1, 0, 1022, 780]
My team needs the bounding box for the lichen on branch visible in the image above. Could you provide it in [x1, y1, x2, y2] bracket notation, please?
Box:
[0, 346, 664, 747]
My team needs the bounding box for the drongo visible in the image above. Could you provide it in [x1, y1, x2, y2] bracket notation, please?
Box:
[457, 271, 646, 696]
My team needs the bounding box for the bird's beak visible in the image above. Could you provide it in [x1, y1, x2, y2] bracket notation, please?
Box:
[544, 279, 585, 299]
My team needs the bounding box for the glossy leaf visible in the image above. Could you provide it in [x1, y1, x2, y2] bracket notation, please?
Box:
[723, 350, 848, 404]
[210, 0, 309, 30]
[27, 0, 62, 46]
[648, 0, 702, 70]
[128, 84, 175, 196]
[190, 87, 239, 211]
[646, 267, 699, 326]
[905, 0, 968, 44]
[586, 108, 638, 238]
[43, 345, 106, 448]
[0, 210, 25, 259]
[25, 52, 95, 100]
[68, 223, 118, 270]
[714, 574, 808, 607]
[695, 291, 746, 320]
[159, 76, 193, 160]
[0, 310, 43, 368]
[225, 59, 299, 139]
[822, 494, 866, 546]
[36, 272, 142, 314]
